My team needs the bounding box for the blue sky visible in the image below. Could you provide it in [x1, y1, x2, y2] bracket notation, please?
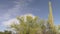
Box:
[0, 0, 60, 31]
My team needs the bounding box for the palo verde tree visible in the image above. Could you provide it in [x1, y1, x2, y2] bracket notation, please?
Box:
[11, 14, 42, 34]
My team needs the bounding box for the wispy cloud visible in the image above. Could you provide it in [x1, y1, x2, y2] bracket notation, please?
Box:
[0, 0, 34, 21]
[0, 0, 19, 20]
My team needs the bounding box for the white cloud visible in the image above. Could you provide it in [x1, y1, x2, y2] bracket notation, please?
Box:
[1, 18, 19, 27]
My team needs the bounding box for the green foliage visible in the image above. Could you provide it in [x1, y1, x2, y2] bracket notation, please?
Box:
[10, 15, 60, 34]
